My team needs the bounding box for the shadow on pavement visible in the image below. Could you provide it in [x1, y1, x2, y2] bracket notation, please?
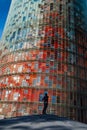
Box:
[0, 114, 87, 130]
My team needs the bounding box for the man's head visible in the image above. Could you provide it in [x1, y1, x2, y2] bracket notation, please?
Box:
[45, 93, 48, 96]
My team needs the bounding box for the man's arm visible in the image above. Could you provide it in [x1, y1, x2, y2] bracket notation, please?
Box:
[42, 96, 45, 101]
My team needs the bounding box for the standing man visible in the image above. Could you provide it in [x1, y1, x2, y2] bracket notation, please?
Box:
[42, 93, 49, 114]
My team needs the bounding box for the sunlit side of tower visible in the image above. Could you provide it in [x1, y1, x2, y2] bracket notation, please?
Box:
[0, 0, 87, 123]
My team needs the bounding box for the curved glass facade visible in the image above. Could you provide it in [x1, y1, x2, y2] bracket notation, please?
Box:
[0, 0, 87, 123]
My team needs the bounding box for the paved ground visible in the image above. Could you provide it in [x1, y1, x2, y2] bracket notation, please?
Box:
[0, 115, 87, 130]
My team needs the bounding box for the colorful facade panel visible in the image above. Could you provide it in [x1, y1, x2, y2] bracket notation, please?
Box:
[0, 0, 87, 123]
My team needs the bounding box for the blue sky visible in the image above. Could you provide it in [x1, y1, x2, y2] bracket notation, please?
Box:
[0, 0, 11, 39]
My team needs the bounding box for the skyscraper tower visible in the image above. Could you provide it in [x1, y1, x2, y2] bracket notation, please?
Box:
[0, 0, 87, 123]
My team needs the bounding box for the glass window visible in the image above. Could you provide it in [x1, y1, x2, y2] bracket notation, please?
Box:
[39, 94, 43, 101]
[57, 84, 61, 89]
[24, 90, 28, 94]
[33, 79, 37, 86]
[18, 28, 21, 35]
[45, 76, 49, 83]
[37, 76, 41, 83]
[23, 16, 26, 21]
[48, 80, 52, 87]
[57, 96, 60, 103]
[52, 96, 56, 104]
[50, 3, 53, 10]
[34, 63, 38, 69]
[38, 106, 42, 110]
